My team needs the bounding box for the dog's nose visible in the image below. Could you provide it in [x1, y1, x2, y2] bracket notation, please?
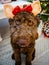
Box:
[17, 39, 27, 46]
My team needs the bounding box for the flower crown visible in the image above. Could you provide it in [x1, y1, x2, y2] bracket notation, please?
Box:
[4, 1, 41, 19]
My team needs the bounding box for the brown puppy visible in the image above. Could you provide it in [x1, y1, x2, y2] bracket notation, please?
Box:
[9, 11, 39, 65]
[4, 1, 41, 65]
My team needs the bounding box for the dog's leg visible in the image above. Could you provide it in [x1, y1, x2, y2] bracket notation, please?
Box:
[32, 49, 35, 60]
[14, 49, 21, 65]
[25, 46, 35, 65]
[11, 42, 21, 65]
[12, 52, 21, 65]
[15, 54, 21, 65]
[15, 61, 21, 65]
[26, 52, 32, 65]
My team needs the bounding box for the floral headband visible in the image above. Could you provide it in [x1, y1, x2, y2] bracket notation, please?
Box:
[4, 1, 41, 19]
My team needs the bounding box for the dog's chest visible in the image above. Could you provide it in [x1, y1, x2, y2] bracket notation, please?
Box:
[20, 48, 27, 53]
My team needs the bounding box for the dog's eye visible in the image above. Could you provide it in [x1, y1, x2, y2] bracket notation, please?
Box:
[28, 20, 34, 26]
[16, 21, 21, 25]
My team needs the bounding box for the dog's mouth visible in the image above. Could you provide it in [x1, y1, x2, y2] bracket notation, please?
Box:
[16, 39, 28, 47]
[18, 44, 27, 47]
[17, 43, 28, 47]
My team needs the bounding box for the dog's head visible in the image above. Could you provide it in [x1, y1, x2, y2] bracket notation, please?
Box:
[4, 1, 41, 47]
[9, 11, 39, 47]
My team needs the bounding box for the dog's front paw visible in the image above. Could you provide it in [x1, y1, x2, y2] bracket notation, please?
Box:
[15, 61, 21, 65]
[26, 61, 31, 65]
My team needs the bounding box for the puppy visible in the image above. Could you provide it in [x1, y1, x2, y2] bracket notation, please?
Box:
[4, 1, 41, 65]
[9, 11, 39, 65]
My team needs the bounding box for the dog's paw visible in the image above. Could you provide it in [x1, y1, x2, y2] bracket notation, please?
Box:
[15, 61, 21, 65]
[12, 53, 15, 60]
[26, 61, 31, 65]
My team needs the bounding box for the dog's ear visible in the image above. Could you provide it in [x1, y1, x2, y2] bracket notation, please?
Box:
[9, 19, 16, 33]
[31, 1, 41, 16]
[32, 28, 38, 40]
[9, 19, 14, 25]
[4, 4, 14, 19]
[35, 16, 40, 27]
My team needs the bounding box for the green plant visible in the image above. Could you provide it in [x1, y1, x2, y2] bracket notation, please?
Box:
[27, 0, 33, 2]
[28, 0, 49, 21]
[40, 1, 49, 21]
[41, 1, 49, 14]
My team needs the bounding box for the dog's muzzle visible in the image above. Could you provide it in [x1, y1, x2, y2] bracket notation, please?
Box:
[17, 39, 28, 47]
